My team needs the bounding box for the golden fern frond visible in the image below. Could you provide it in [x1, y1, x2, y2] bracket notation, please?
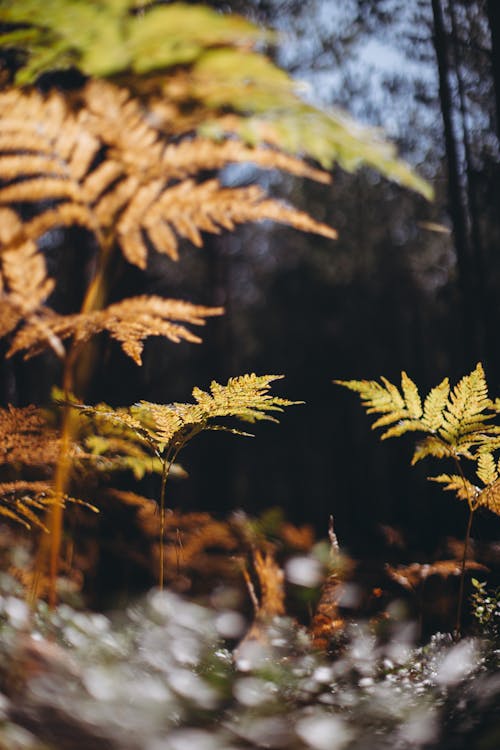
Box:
[411, 435, 454, 465]
[429, 474, 479, 504]
[116, 179, 336, 269]
[334, 372, 425, 439]
[191, 373, 300, 423]
[131, 373, 302, 448]
[420, 378, 450, 431]
[477, 479, 500, 516]
[476, 452, 499, 486]
[0, 480, 96, 530]
[8, 296, 224, 364]
[70, 374, 301, 456]
[437, 363, 495, 454]
[339, 365, 498, 458]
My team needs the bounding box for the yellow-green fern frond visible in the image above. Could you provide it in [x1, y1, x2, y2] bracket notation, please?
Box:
[334, 372, 425, 440]
[420, 378, 450, 431]
[438, 362, 499, 458]
[429, 474, 479, 505]
[338, 364, 497, 459]
[476, 452, 499, 486]
[69, 374, 302, 457]
[477, 479, 500, 516]
[82, 435, 172, 481]
[411, 435, 455, 465]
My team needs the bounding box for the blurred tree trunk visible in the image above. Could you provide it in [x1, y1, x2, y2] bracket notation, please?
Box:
[431, 0, 484, 364]
[487, 0, 500, 138]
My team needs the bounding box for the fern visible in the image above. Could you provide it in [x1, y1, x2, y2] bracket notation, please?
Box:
[0, 0, 431, 604]
[8, 296, 224, 364]
[0, 1, 432, 198]
[336, 363, 498, 463]
[67, 374, 301, 588]
[337, 363, 500, 633]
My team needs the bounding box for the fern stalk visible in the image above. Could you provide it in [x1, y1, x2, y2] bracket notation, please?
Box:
[34, 238, 115, 606]
[158, 446, 182, 590]
[450, 455, 475, 636]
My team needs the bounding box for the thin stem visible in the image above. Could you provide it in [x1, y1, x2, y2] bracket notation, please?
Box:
[456, 506, 474, 636]
[452, 455, 475, 636]
[158, 446, 181, 590]
[33, 238, 115, 606]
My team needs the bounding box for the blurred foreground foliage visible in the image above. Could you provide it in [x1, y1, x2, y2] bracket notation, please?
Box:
[0, 569, 499, 750]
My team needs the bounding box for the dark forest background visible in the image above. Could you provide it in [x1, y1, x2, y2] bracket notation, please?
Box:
[3, 0, 500, 560]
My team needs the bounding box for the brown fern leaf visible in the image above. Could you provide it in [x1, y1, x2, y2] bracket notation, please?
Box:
[0, 480, 58, 530]
[0, 405, 61, 467]
[0, 89, 99, 224]
[119, 179, 336, 268]
[0, 208, 55, 339]
[8, 295, 224, 364]
[0, 84, 336, 278]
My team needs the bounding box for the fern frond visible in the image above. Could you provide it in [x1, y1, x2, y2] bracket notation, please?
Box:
[0, 480, 96, 530]
[0, 1, 430, 198]
[411, 435, 454, 465]
[477, 479, 500, 516]
[0, 206, 56, 340]
[82, 435, 165, 481]
[0, 481, 60, 530]
[429, 474, 479, 504]
[0, 84, 336, 278]
[0, 405, 61, 468]
[476, 452, 499, 486]
[81, 82, 331, 184]
[70, 374, 302, 456]
[8, 295, 224, 364]
[420, 378, 450, 431]
[335, 372, 425, 439]
[116, 179, 337, 269]
[437, 363, 494, 454]
[0, 1, 268, 83]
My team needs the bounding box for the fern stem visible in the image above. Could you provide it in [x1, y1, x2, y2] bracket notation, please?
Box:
[452, 456, 475, 636]
[34, 240, 115, 606]
[158, 447, 181, 590]
[455, 506, 474, 636]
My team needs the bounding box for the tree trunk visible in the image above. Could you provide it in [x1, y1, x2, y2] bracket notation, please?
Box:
[431, 0, 483, 364]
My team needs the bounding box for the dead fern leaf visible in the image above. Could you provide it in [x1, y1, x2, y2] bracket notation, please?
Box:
[0, 83, 336, 278]
[8, 296, 224, 364]
[118, 179, 336, 269]
[0, 480, 94, 531]
[0, 405, 61, 468]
